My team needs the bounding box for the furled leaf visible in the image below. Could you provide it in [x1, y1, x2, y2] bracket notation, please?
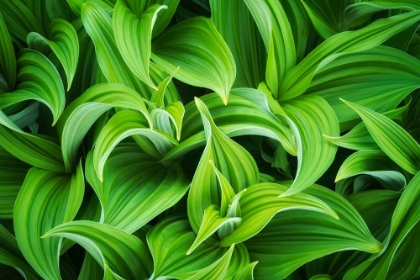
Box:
[57, 83, 151, 172]
[43, 220, 153, 280]
[14, 162, 84, 280]
[188, 244, 235, 280]
[165, 89, 296, 162]
[187, 97, 259, 232]
[281, 95, 339, 196]
[219, 182, 337, 246]
[187, 204, 241, 255]
[113, 0, 167, 89]
[27, 18, 79, 90]
[233, 261, 258, 280]
[93, 110, 177, 180]
[81, 2, 152, 97]
[85, 144, 189, 233]
[147, 215, 228, 279]
[152, 16, 236, 104]
[342, 99, 420, 174]
[336, 150, 406, 191]
[0, 50, 66, 125]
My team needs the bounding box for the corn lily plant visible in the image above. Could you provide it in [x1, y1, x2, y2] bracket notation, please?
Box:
[1, 0, 420, 279]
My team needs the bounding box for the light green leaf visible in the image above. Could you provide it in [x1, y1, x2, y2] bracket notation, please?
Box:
[113, 0, 167, 89]
[233, 261, 258, 280]
[152, 16, 236, 104]
[281, 95, 339, 196]
[246, 183, 381, 279]
[344, 172, 420, 279]
[93, 110, 177, 180]
[0, 224, 39, 279]
[85, 144, 189, 233]
[66, 0, 113, 17]
[43, 220, 153, 280]
[0, 13, 16, 90]
[187, 97, 259, 232]
[14, 162, 84, 280]
[150, 66, 179, 108]
[264, 0, 297, 96]
[336, 150, 406, 190]
[219, 182, 337, 246]
[0, 49, 66, 125]
[188, 244, 235, 280]
[81, 2, 152, 98]
[187, 204, 241, 255]
[147, 216, 227, 279]
[57, 83, 151, 172]
[27, 18, 79, 90]
[0, 110, 65, 172]
[165, 101, 184, 141]
[279, 10, 420, 100]
[342, 99, 420, 174]
[165, 89, 295, 162]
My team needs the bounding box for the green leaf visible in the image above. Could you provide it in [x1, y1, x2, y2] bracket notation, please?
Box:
[279, 10, 420, 100]
[344, 172, 420, 279]
[281, 95, 339, 196]
[187, 97, 259, 232]
[342, 99, 420, 174]
[85, 144, 189, 233]
[81, 2, 152, 97]
[219, 182, 338, 246]
[113, 0, 167, 89]
[165, 89, 296, 162]
[93, 110, 177, 180]
[0, 13, 16, 90]
[0, 49, 66, 125]
[0, 0, 44, 42]
[152, 16, 236, 104]
[0, 110, 65, 172]
[264, 0, 297, 96]
[27, 18, 79, 90]
[187, 204, 241, 255]
[336, 150, 406, 191]
[300, 0, 348, 39]
[233, 261, 258, 280]
[210, 0, 266, 88]
[57, 83, 151, 172]
[43, 220, 153, 280]
[0, 148, 29, 219]
[0, 224, 39, 279]
[188, 244, 235, 280]
[14, 162, 84, 280]
[306, 46, 420, 131]
[246, 183, 382, 279]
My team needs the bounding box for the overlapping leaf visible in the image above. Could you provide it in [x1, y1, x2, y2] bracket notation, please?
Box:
[14, 162, 84, 279]
[152, 16, 236, 104]
[27, 18, 79, 90]
[342, 99, 420, 174]
[43, 221, 153, 280]
[85, 144, 189, 233]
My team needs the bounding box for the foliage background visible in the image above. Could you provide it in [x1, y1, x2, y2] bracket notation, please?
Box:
[0, 0, 420, 279]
